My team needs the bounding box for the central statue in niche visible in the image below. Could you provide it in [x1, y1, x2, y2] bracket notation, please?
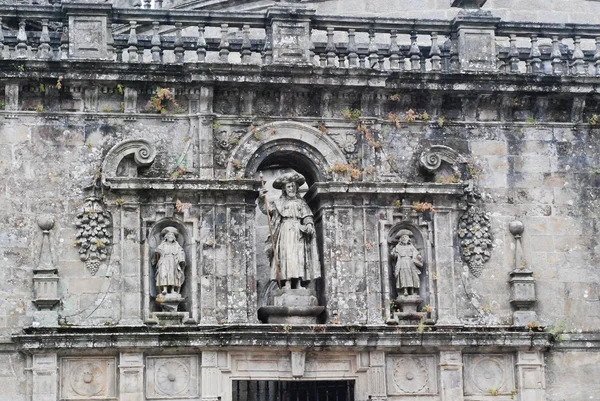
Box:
[259, 172, 321, 289]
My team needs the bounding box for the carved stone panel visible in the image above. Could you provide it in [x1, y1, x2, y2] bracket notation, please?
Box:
[386, 354, 438, 395]
[69, 16, 108, 59]
[146, 356, 199, 399]
[463, 354, 515, 396]
[60, 357, 116, 400]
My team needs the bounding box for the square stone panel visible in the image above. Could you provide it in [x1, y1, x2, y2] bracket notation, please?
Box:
[146, 356, 199, 399]
[386, 354, 438, 395]
[60, 357, 116, 400]
[463, 354, 515, 396]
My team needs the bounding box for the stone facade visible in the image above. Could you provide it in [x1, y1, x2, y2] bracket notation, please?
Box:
[0, 1, 599, 401]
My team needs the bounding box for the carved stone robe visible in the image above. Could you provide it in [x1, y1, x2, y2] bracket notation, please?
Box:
[267, 196, 321, 282]
[391, 242, 423, 291]
[155, 239, 186, 288]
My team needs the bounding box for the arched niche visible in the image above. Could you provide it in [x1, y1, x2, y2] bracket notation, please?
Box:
[226, 121, 347, 182]
[145, 218, 197, 322]
[234, 122, 345, 322]
[387, 222, 429, 312]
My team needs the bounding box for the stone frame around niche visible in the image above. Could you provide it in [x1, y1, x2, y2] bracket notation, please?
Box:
[380, 214, 436, 323]
[143, 216, 199, 324]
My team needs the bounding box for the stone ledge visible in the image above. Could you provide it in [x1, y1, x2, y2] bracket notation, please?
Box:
[13, 325, 554, 351]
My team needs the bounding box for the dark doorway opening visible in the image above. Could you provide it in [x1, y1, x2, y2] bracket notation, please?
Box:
[232, 380, 355, 401]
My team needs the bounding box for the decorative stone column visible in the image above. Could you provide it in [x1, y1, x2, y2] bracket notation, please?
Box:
[508, 220, 537, 326]
[451, 0, 500, 72]
[33, 216, 60, 327]
[266, 6, 315, 65]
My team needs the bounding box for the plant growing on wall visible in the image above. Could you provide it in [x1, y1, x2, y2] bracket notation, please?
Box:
[75, 196, 112, 275]
[148, 87, 179, 113]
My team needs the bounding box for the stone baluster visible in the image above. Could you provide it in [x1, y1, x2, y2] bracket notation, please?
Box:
[308, 28, 317, 66]
[219, 24, 229, 62]
[528, 34, 542, 74]
[595, 37, 600, 76]
[449, 32, 459, 72]
[197, 25, 206, 62]
[441, 37, 451, 72]
[60, 26, 68, 60]
[551, 36, 563, 75]
[127, 21, 139, 63]
[38, 19, 52, 60]
[389, 30, 400, 70]
[347, 28, 358, 68]
[151, 22, 162, 63]
[262, 25, 273, 65]
[379, 52, 386, 70]
[325, 27, 337, 67]
[430, 32, 441, 72]
[368, 29, 379, 69]
[0, 18, 5, 60]
[359, 52, 366, 68]
[571, 35, 586, 75]
[107, 23, 115, 60]
[318, 44, 326, 67]
[508, 34, 519, 73]
[409, 31, 421, 71]
[115, 43, 124, 63]
[143, 0, 151, 8]
[16, 19, 28, 59]
[241, 24, 252, 63]
[174, 22, 185, 64]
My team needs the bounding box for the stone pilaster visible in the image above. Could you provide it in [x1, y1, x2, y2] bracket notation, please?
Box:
[368, 351, 387, 400]
[32, 354, 58, 401]
[119, 353, 144, 401]
[201, 351, 221, 401]
[517, 351, 545, 401]
[439, 350, 464, 401]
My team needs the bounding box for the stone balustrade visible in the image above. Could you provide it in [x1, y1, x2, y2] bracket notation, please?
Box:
[0, 4, 599, 76]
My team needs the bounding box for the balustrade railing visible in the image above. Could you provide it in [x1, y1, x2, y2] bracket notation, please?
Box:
[0, 5, 599, 77]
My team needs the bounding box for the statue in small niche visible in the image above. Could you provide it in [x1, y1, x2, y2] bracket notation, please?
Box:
[391, 229, 423, 297]
[153, 227, 186, 296]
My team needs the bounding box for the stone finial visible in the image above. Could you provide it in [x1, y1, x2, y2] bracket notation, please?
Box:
[33, 215, 60, 313]
[451, 0, 487, 8]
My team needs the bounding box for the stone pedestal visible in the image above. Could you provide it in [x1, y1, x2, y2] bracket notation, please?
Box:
[389, 295, 425, 323]
[156, 292, 184, 312]
[452, 8, 500, 72]
[266, 7, 315, 65]
[258, 288, 324, 324]
[510, 269, 537, 326]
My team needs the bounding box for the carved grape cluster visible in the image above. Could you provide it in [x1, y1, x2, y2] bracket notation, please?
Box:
[458, 204, 492, 277]
[75, 196, 112, 275]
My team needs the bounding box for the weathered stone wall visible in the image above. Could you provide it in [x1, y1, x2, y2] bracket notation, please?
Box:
[0, 2, 599, 400]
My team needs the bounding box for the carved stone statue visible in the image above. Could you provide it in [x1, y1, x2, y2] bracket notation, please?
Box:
[258, 172, 321, 289]
[153, 227, 186, 296]
[391, 229, 423, 296]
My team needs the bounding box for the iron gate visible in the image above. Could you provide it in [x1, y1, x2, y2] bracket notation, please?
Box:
[232, 380, 355, 401]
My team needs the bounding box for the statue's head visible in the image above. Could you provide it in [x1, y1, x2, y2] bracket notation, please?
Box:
[161, 227, 179, 242]
[273, 172, 305, 198]
[396, 229, 413, 244]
